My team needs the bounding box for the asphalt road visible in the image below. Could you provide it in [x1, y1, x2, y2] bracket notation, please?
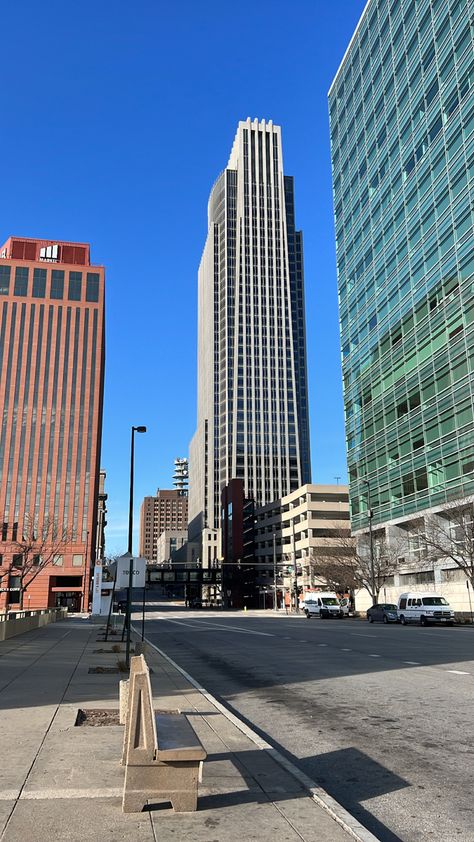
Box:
[136, 602, 474, 842]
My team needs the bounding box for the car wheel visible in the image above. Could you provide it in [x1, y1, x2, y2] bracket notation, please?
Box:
[383, 615, 388, 624]
[447, 621, 454, 627]
[400, 615, 406, 625]
[305, 610, 311, 619]
[420, 616, 427, 626]
[368, 614, 374, 623]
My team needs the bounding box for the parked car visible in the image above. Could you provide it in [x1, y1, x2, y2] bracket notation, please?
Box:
[397, 592, 455, 626]
[304, 592, 344, 619]
[189, 597, 202, 609]
[366, 603, 398, 624]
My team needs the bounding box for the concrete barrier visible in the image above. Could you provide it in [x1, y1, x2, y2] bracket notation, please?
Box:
[0, 607, 67, 640]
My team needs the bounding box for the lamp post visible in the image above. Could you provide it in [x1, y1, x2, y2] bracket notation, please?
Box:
[363, 478, 376, 605]
[292, 516, 299, 613]
[125, 425, 147, 669]
[273, 532, 278, 612]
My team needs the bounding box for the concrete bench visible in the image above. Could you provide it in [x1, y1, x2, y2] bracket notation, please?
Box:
[122, 654, 207, 813]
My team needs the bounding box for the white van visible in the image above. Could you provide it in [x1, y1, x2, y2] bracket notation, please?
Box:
[303, 592, 343, 619]
[397, 592, 455, 626]
[339, 597, 351, 617]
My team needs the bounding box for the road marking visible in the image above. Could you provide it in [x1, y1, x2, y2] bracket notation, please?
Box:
[403, 661, 421, 665]
[351, 633, 377, 638]
[148, 617, 274, 636]
[341, 648, 352, 651]
[318, 643, 328, 647]
[182, 619, 275, 637]
[447, 669, 470, 675]
[150, 618, 205, 628]
[368, 654, 381, 658]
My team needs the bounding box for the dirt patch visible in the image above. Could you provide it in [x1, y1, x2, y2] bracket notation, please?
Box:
[75, 708, 121, 726]
[88, 666, 121, 674]
[93, 648, 124, 654]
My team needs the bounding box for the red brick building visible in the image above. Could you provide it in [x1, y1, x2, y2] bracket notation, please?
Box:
[0, 236, 105, 611]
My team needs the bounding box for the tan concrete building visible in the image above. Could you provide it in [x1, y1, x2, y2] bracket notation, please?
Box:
[139, 490, 188, 564]
[254, 483, 351, 595]
[156, 530, 188, 565]
[95, 469, 107, 561]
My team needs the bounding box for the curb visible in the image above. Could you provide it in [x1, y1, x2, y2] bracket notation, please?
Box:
[138, 628, 379, 842]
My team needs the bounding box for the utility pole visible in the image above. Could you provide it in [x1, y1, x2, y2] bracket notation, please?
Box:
[273, 532, 278, 612]
[363, 478, 376, 605]
[292, 516, 299, 613]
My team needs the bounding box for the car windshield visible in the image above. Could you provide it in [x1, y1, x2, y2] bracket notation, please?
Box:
[385, 604, 398, 611]
[422, 597, 448, 606]
[322, 598, 339, 605]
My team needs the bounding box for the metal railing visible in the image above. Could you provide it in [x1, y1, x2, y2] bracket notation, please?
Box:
[0, 607, 66, 623]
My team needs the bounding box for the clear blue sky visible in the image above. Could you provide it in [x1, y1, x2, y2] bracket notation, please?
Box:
[2, 0, 366, 555]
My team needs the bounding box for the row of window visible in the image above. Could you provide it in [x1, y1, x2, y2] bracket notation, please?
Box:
[0, 266, 100, 302]
[0, 552, 84, 567]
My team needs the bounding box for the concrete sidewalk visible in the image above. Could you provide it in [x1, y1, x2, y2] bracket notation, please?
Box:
[0, 619, 376, 842]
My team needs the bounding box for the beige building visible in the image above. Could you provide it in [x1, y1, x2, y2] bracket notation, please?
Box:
[95, 469, 107, 561]
[139, 490, 188, 564]
[254, 483, 351, 594]
[156, 530, 188, 565]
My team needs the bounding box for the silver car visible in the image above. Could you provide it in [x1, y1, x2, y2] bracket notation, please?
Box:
[367, 603, 399, 624]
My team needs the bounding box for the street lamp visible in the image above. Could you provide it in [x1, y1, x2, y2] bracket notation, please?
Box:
[273, 532, 278, 612]
[125, 425, 147, 669]
[363, 478, 376, 605]
[292, 516, 299, 614]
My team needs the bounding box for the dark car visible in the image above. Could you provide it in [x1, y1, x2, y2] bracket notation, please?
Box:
[189, 597, 202, 609]
[367, 603, 399, 623]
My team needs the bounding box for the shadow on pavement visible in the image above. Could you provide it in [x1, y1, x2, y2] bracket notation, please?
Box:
[300, 747, 407, 842]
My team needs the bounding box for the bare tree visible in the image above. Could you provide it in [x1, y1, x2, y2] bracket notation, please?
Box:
[9, 516, 72, 609]
[310, 528, 407, 605]
[423, 500, 474, 589]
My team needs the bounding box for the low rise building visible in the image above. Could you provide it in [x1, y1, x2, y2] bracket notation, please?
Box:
[156, 530, 188, 565]
[254, 484, 351, 605]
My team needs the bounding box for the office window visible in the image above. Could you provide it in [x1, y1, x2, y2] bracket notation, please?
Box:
[86, 273, 99, 302]
[0, 265, 11, 295]
[14, 267, 28, 296]
[72, 554, 83, 566]
[50, 270, 64, 300]
[32, 268, 47, 298]
[68, 272, 82, 301]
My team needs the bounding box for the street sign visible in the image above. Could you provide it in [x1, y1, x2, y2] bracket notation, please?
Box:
[114, 553, 146, 589]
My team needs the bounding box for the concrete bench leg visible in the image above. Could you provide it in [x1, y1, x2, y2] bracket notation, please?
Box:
[123, 761, 200, 813]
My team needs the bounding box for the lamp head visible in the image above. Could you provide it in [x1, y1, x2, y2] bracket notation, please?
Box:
[134, 426, 147, 433]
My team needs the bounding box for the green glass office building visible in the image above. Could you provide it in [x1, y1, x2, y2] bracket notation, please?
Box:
[329, 0, 474, 533]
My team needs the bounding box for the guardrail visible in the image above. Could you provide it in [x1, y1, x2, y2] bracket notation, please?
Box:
[0, 607, 67, 640]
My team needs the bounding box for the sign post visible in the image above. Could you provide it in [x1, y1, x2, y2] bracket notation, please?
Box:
[111, 553, 147, 665]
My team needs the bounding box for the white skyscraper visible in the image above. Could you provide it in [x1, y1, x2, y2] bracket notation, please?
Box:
[189, 119, 311, 560]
